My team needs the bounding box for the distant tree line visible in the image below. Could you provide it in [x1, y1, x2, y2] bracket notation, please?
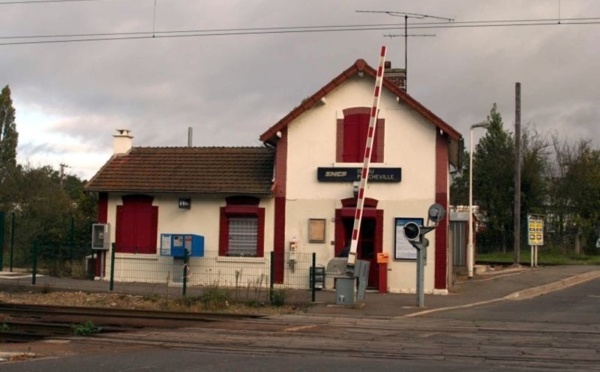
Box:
[451, 104, 600, 255]
[0, 85, 97, 270]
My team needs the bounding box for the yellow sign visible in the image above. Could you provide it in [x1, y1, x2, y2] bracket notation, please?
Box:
[527, 214, 544, 246]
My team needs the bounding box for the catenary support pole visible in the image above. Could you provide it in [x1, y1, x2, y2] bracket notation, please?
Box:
[32, 241, 38, 285]
[514, 82, 522, 265]
[9, 212, 15, 272]
[311, 253, 316, 303]
[110, 243, 116, 291]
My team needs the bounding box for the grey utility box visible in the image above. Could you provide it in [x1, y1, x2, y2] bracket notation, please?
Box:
[335, 277, 356, 305]
[335, 259, 370, 305]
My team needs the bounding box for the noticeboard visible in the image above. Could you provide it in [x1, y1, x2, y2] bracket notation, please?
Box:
[527, 214, 544, 246]
[394, 217, 424, 260]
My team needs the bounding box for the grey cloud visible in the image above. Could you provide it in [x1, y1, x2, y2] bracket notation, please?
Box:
[1, 0, 599, 179]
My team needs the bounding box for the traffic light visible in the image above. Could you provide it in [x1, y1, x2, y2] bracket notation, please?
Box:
[402, 203, 446, 251]
[403, 222, 420, 241]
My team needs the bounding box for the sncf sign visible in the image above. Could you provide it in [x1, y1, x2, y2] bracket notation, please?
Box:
[317, 167, 401, 182]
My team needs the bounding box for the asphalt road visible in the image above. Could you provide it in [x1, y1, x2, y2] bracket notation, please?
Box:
[428, 277, 600, 324]
[0, 348, 524, 372]
[1, 278, 600, 371]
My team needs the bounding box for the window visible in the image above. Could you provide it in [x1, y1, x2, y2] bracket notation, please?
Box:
[337, 107, 384, 163]
[219, 197, 265, 257]
[228, 217, 258, 256]
[115, 195, 158, 254]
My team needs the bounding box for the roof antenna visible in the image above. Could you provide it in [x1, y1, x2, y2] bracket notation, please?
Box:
[357, 11, 453, 92]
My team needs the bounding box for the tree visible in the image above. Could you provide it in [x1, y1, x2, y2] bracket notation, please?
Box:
[519, 128, 550, 216]
[549, 138, 600, 253]
[0, 85, 19, 211]
[473, 104, 515, 252]
[450, 149, 470, 206]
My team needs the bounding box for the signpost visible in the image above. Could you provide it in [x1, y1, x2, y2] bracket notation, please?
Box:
[527, 214, 544, 267]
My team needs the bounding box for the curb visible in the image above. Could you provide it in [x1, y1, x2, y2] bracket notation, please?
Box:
[503, 270, 600, 300]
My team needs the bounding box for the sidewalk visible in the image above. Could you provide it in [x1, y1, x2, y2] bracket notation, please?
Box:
[307, 265, 600, 318]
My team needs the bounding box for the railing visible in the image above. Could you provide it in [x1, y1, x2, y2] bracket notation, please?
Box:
[5, 244, 320, 306]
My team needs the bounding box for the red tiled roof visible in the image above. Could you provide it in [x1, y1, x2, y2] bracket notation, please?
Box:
[85, 147, 275, 195]
[259, 59, 463, 167]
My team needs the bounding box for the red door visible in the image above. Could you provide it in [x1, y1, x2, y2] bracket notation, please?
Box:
[335, 208, 383, 289]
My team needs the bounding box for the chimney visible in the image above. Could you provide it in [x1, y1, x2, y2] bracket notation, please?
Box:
[113, 129, 133, 155]
[384, 61, 406, 91]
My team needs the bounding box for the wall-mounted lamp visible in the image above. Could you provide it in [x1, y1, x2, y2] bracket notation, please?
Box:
[178, 198, 191, 209]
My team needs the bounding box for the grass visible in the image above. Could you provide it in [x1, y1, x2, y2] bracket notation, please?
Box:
[477, 248, 600, 265]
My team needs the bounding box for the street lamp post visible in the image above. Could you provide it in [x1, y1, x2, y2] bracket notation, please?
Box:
[468, 122, 489, 278]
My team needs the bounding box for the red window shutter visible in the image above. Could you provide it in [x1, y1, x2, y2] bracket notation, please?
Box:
[357, 113, 380, 162]
[343, 113, 382, 162]
[343, 114, 360, 162]
[115, 195, 158, 254]
[135, 205, 158, 254]
[218, 207, 228, 256]
[116, 205, 136, 253]
[374, 119, 384, 163]
[257, 208, 265, 257]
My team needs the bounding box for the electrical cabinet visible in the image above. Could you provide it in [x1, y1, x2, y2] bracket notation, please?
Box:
[91, 223, 110, 250]
[160, 234, 204, 258]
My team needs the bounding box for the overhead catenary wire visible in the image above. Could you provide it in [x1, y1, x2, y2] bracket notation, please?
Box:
[0, 0, 113, 4]
[0, 17, 599, 46]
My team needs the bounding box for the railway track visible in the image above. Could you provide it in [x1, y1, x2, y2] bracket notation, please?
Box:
[0, 303, 263, 343]
[1, 304, 599, 369]
[91, 314, 600, 370]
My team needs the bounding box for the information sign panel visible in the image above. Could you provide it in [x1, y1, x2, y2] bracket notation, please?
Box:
[527, 214, 544, 246]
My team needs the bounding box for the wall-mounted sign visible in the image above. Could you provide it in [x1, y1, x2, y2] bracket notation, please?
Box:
[317, 167, 401, 183]
[178, 198, 191, 209]
[308, 218, 326, 243]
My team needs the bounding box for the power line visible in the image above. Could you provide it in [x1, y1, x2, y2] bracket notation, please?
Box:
[0, 0, 113, 4]
[0, 17, 599, 46]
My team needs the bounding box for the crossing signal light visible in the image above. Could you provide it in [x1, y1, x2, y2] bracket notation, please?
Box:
[403, 222, 421, 241]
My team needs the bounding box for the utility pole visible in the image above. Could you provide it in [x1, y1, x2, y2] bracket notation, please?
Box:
[513, 83, 521, 265]
[60, 163, 70, 187]
[357, 11, 453, 92]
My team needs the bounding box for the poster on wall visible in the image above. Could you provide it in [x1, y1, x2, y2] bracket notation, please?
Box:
[394, 217, 424, 260]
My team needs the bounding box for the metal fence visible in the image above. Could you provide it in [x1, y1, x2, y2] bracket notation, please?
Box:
[1, 244, 319, 305]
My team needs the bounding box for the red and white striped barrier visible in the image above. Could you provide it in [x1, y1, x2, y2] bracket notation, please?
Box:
[347, 46, 387, 267]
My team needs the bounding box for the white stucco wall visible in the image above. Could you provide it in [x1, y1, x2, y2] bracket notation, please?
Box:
[98, 75, 451, 294]
[103, 194, 276, 288]
[283, 76, 442, 293]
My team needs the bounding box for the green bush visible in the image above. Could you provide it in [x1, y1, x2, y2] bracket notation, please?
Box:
[199, 286, 231, 309]
[270, 289, 286, 307]
[72, 321, 101, 336]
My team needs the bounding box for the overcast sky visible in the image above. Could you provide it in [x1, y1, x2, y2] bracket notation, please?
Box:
[1, 0, 599, 180]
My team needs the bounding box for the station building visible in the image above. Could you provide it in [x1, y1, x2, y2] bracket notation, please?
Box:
[85, 58, 463, 294]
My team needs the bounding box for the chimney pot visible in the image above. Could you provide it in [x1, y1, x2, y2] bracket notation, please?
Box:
[113, 129, 133, 155]
[384, 61, 406, 91]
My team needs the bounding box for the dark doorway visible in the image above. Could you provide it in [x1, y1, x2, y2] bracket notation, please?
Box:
[341, 217, 378, 288]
